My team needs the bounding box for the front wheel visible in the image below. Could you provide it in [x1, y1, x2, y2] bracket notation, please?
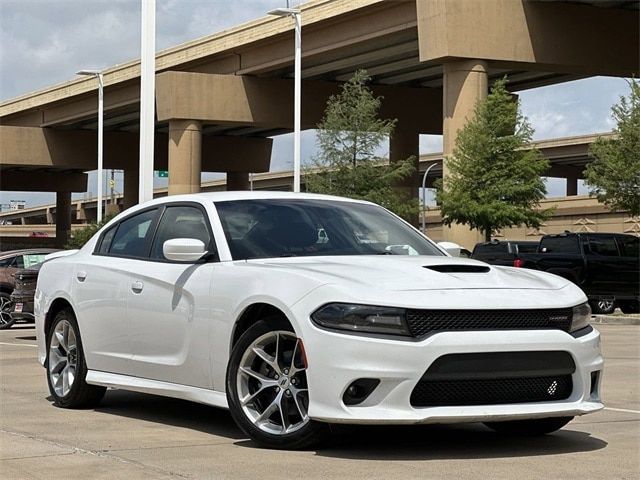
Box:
[0, 293, 16, 330]
[46, 308, 106, 408]
[619, 300, 640, 314]
[226, 317, 329, 449]
[484, 416, 574, 436]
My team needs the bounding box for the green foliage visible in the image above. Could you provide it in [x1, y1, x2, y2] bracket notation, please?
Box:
[65, 215, 115, 249]
[305, 70, 419, 221]
[586, 79, 640, 217]
[436, 78, 552, 241]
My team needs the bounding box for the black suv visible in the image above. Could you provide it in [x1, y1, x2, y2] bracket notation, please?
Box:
[514, 232, 640, 314]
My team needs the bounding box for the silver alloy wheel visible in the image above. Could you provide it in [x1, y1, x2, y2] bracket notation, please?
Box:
[0, 296, 12, 326]
[48, 319, 78, 397]
[597, 300, 614, 312]
[237, 330, 310, 435]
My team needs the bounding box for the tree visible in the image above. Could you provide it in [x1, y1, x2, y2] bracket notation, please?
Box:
[585, 79, 640, 217]
[436, 78, 552, 241]
[65, 215, 115, 249]
[305, 70, 419, 221]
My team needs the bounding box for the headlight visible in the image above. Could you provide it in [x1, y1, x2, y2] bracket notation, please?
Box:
[311, 303, 410, 336]
[570, 302, 591, 332]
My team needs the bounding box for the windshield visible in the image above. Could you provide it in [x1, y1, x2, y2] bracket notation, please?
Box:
[214, 199, 444, 260]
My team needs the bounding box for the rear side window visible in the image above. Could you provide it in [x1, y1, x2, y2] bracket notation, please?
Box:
[515, 243, 538, 253]
[98, 227, 116, 254]
[616, 235, 639, 258]
[473, 244, 506, 256]
[588, 235, 619, 256]
[108, 209, 157, 258]
[150, 205, 213, 260]
[540, 236, 580, 254]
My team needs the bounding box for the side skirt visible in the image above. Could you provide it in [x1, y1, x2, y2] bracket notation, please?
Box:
[86, 370, 229, 410]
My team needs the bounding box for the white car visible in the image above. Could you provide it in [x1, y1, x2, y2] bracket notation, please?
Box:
[35, 192, 603, 449]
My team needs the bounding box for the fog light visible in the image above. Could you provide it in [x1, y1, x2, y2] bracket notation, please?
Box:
[343, 378, 380, 406]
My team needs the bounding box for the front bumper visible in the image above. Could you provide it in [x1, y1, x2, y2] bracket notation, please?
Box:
[301, 324, 603, 424]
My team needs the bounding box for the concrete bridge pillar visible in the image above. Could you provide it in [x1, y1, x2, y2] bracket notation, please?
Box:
[168, 120, 202, 195]
[123, 168, 139, 210]
[566, 176, 578, 196]
[226, 172, 251, 191]
[442, 59, 488, 248]
[390, 128, 420, 226]
[55, 191, 71, 248]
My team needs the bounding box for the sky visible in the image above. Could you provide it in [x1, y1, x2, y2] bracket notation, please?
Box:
[0, 0, 632, 209]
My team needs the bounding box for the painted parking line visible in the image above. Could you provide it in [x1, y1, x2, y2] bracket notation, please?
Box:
[604, 407, 640, 414]
[0, 342, 37, 347]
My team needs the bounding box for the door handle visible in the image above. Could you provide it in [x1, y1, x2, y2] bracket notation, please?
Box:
[76, 271, 87, 282]
[131, 280, 144, 294]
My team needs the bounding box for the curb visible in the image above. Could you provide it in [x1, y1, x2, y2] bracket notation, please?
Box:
[591, 315, 640, 326]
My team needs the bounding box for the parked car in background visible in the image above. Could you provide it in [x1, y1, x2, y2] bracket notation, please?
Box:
[0, 249, 57, 328]
[35, 192, 602, 449]
[471, 240, 539, 266]
[513, 232, 640, 314]
[3, 250, 75, 330]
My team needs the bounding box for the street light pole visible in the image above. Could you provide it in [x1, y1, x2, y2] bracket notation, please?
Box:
[268, 6, 302, 193]
[421, 162, 438, 234]
[76, 70, 104, 223]
[139, 0, 156, 203]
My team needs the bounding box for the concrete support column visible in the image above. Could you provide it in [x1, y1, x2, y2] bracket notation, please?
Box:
[442, 59, 488, 248]
[55, 191, 72, 248]
[389, 128, 420, 226]
[168, 120, 202, 195]
[123, 168, 139, 210]
[566, 176, 578, 196]
[227, 172, 251, 191]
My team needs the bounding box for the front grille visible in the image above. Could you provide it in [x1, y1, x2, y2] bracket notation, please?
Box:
[406, 308, 572, 338]
[410, 375, 573, 407]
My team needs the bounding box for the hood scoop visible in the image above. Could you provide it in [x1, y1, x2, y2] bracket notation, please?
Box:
[424, 264, 490, 273]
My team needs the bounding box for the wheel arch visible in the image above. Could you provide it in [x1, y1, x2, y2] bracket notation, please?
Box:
[230, 302, 295, 354]
[44, 297, 74, 338]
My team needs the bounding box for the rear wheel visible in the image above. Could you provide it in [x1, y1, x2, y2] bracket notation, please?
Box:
[590, 299, 615, 315]
[226, 317, 329, 449]
[0, 293, 16, 330]
[46, 308, 106, 408]
[484, 416, 574, 436]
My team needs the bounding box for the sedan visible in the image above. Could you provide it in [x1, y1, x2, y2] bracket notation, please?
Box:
[34, 192, 603, 449]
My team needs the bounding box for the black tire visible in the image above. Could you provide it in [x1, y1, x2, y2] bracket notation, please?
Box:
[619, 300, 640, 314]
[590, 299, 616, 315]
[226, 316, 330, 449]
[0, 292, 16, 330]
[484, 416, 574, 436]
[46, 308, 106, 408]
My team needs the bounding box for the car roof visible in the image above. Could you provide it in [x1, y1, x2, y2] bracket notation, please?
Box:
[117, 191, 376, 219]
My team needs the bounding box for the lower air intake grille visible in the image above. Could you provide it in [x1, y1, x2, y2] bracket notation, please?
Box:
[406, 308, 573, 338]
[410, 375, 573, 407]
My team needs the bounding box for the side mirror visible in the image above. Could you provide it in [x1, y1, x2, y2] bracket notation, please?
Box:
[438, 241, 462, 257]
[163, 238, 207, 262]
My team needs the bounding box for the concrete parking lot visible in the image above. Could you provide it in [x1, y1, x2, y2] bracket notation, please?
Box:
[1, 324, 638, 480]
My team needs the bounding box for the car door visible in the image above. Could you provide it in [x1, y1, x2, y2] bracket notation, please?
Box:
[72, 207, 160, 374]
[125, 203, 216, 388]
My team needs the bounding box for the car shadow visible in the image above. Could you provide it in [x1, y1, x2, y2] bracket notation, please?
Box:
[305, 423, 608, 460]
[91, 389, 245, 440]
[87, 390, 607, 460]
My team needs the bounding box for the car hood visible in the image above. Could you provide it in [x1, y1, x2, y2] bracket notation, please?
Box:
[242, 255, 569, 291]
